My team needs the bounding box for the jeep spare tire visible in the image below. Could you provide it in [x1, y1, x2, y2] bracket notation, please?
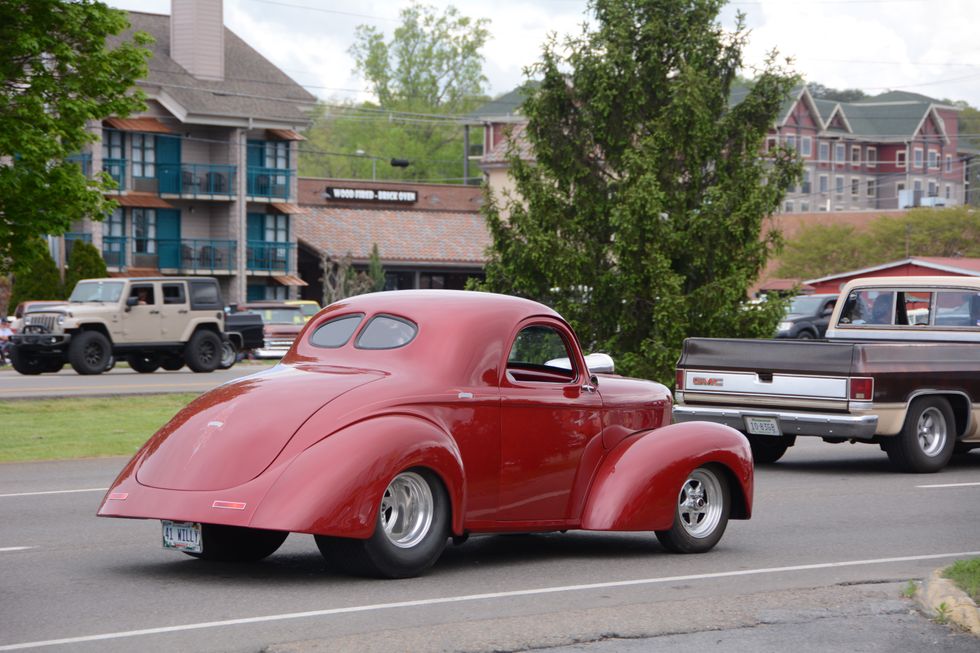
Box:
[68, 331, 111, 375]
[185, 330, 222, 373]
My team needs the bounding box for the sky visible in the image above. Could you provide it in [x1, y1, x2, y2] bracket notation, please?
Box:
[105, 0, 980, 110]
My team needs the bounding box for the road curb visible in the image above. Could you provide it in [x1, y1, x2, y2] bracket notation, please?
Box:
[917, 568, 980, 636]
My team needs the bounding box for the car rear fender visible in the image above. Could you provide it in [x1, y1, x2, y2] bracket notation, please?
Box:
[580, 422, 753, 531]
[249, 414, 465, 538]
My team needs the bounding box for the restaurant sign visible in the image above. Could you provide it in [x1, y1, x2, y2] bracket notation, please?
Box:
[324, 187, 418, 203]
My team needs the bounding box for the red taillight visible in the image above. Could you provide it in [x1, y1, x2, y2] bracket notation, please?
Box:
[675, 370, 684, 390]
[850, 377, 873, 401]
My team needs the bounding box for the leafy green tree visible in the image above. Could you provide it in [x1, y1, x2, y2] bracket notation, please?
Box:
[807, 82, 868, 103]
[367, 243, 385, 292]
[0, 0, 151, 274]
[300, 3, 490, 183]
[9, 238, 64, 307]
[479, 0, 801, 384]
[777, 223, 873, 279]
[65, 240, 108, 295]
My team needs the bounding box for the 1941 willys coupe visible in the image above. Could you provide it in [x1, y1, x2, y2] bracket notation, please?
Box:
[98, 291, 753, 578]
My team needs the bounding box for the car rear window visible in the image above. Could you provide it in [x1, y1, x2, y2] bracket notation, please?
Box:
[355, 315, 417, 350]
[309, 314, 363, 348]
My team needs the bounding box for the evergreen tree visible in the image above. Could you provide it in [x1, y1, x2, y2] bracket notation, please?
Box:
[479, 0, 801, 383]
[9, 238, 64, 307]
[65, 240, 108, 295]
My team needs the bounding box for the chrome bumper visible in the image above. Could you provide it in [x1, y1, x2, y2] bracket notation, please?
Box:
[672, 405, 879, 440]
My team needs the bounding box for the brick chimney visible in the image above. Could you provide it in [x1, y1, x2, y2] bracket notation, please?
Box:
[170, 0, 224, 81]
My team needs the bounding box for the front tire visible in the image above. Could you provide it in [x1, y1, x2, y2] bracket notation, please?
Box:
[184, 330, 222, 373]
[315, 469, 450, 578]
[746, 434, 793, 464]
[184, 524, 288, 562]
[656, 465, 731, 554]
[884, 397, 956, 473]
[10, 348, 43, 375]
[68, 331, 111, 375]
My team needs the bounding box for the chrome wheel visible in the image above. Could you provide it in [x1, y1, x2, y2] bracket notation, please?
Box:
[676, 468, 724, 539]
[916, 406, 947, 457]
[380, 472, 433, 549]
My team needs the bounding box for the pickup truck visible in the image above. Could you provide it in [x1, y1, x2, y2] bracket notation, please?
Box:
[673, 276, 980, 473]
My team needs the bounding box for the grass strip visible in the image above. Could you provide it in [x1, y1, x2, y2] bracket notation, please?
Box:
[944, 557, 980, 602]
[0, 393, 198, 463]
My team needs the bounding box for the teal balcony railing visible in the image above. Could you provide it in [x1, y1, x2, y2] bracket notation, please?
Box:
[157, 163, 237, 196]
[247, 167, 292, 199]
[67, 154, 93, 177]
[247, 240, 294, 273]
[102, 158, 127, 190]
[102, 236, 129, 268]
[157, 238, 237, 272]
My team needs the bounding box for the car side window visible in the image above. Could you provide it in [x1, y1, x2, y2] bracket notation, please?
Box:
[129, 284, 155, 306]
[935, 291, 980, 328]
[162, 283, 186, 305]
[310, 314, 363, 348]
[839, 290, 895, 326]
[506, 325, 576, 384]
[355, 315, 417, 350]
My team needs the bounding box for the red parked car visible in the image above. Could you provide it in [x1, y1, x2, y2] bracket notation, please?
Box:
[98, 290, 752, 578]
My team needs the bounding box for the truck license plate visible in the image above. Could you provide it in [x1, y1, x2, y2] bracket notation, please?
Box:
[745, 416, 781, 436]
[162, 520, 202, 553]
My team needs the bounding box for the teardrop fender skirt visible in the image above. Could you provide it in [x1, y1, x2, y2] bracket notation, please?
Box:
[580, 421, 753, 532]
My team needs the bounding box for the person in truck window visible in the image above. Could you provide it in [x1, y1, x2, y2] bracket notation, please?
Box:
[867, 293, 895, 325]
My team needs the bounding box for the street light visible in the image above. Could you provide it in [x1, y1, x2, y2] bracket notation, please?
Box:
[355, 150, 411, 180]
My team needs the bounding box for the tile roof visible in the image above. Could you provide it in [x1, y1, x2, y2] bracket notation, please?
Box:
[295, 207, 490, 265]
[482, 122, 533, 165]
[113, 12, 315, 126]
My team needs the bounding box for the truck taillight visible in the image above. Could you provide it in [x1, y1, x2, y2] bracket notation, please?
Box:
[675, 370, 684, 390]
[850, 377, 873, 401]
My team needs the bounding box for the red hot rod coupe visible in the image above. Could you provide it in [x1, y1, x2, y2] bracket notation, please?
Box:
[98, 291, 753, 578]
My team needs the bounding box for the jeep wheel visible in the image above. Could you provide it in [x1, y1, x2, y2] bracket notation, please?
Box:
[127, 354, 160, 374]
[185, 330, 222, 373]
[68, 331, 111, 375]
[10, 348, 44, 375]
[218, 340, 237, 369]
[160, 355, 184, 371]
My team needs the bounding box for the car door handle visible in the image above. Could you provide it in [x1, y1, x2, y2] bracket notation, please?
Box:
[581, 384, 596, 393]
[149, 310, 160, 315]
[178, 310, 188, 314]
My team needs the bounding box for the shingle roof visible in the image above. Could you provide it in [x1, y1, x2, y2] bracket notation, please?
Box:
[114, 12, 315, 126]
[840, 101, 937, 140]
[294, 207, 490, 265]
[466, 82, 540, 122]
[481, 122, 533, 165]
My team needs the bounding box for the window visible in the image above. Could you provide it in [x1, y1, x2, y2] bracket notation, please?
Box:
[132, 208, 156, 254]
[818, 142, 830, 162]
[945, 155, 953, 173]
[310, 314, 363, 348]
[506, 324, 576, 383]
[132, 133, 155, 178]
[766, 137, 777, 152]
[102, 129, 123, 160]
[835, 143, 846, 164]
[103, 207, 124, 238]
[928, 181, 937, 197]
[801, 169, 811, 194]
[851, 145, 861, 166]
[128, 284, 155, 305]
[896, 151, 907, 168]
[785, 134, 797, 150]
[265, 141, 289, 170]
[928, 150, 939, 169]
[784, 200, 794, 212]
[851, 178, 860, 196]
[935, 290, 980, 327]
[913, 148, 923, 168]
[819, 175, 829, 193]
[945, 184, 952, 200]
[900, 291, 932, 326]
[867, 179, 876, 197]
[835, 176, 844, 194]
[800, 200, 810, 212]
[264, 213, 289, 243]
[162, 283, 186, 305]
[800, 136, 812, 157]
[355, 315, 418, 350]
[867, 147, 877, 168]
[189, 280, 221, 310]
[840, 290, 896, 326]
[913, 179, 922, 193]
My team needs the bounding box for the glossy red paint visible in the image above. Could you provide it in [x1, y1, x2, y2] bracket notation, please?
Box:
[98, 290, 753, 554]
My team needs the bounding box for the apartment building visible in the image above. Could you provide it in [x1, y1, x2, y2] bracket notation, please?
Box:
[68, 0, 315, 303]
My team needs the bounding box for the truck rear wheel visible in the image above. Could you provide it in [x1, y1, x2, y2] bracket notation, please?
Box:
[185, 330, 221, 373]
[218, 340, 237, 369]
[68, 331, 111, 375]
[885, 397, 955, 473]
[746, 435, 793, 464]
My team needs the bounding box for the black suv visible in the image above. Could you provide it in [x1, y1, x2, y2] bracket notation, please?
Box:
[775, 294, 838, 339]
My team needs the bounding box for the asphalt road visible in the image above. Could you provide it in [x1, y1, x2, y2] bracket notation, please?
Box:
[0, 438, 978, 653]
[0, 363, 268, 399]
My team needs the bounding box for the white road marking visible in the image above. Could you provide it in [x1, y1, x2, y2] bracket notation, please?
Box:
[0, 488, 107, 499]
[916, 482, 980, 489]
[1, 550, 978, 651]
[0, 547, 34, 553]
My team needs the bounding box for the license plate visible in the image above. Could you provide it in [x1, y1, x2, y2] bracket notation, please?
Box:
[744, 416, 781, 436]
[162, 520, 202, 553]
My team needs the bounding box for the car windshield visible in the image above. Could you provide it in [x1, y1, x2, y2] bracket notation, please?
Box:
[259, 308, 305, 325]
[788, 295, 825, 315]
[70, 281, 124, 303]
[298, 304, 318, 317]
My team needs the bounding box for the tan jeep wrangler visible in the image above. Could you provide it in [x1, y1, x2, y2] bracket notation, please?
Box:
[10, 277, 227, 375]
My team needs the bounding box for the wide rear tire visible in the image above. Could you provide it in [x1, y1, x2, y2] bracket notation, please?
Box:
[185, 330, 222, 373]
[884, 397, 956, 473]
[746, 434, 794, 464]
[184, 524, 288, 562]
[315, 468, 449, 578]
[68, 331, 111, 375]
[656, 465, 731, 554]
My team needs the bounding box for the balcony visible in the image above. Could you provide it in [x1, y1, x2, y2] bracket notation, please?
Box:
[64, 232, 92, 261]
[157, 163, 237, 199]
[247, 167, 292, 200]
[247, 240, 294, 274]
[102, 158, 127, 191]
[102, 237, 237, 274]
